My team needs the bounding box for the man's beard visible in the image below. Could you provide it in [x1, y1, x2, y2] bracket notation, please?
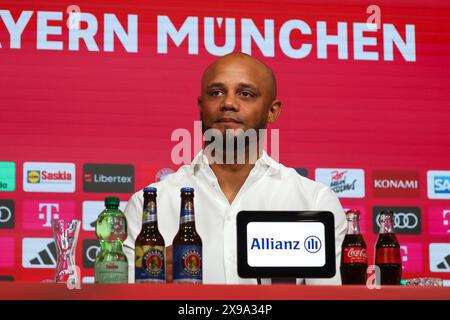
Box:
[201, 114, 267, 162]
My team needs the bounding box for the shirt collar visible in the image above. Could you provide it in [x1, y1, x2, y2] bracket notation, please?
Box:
[188, 149, 281, 176]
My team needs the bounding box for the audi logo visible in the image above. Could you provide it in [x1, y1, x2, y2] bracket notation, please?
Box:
[0, 206, 12, 223]
[375, 212, 419, 229]
[86, 245, 100, 262]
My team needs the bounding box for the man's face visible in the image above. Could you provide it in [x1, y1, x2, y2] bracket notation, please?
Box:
[198, 57, 275, 135]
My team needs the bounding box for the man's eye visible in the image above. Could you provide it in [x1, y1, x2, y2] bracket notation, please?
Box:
[209, 90, 223, 96]
[239, 91, 255, 98]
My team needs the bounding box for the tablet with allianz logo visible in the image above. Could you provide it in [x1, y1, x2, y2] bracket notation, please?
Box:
[236, 211, 336, 279]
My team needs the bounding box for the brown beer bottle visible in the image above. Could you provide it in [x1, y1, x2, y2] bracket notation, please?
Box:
[172, 187, 202, 283]
[340, 209, 368, 285]
[134, 187, 165, 283]
[375, 211, 402, 285]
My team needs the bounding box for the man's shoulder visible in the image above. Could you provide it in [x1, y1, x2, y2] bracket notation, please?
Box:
[277, 162, 331, 193]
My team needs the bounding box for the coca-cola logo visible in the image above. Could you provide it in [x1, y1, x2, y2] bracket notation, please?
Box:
[347, 248, 367, 259]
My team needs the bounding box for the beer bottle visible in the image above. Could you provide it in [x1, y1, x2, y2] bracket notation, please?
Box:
[375, 211, 402, 285]
[95, 197, 128, 283]
[173, 187, 202, 284]
[340, 209, 368, 285]
[135, 187, 165, 283]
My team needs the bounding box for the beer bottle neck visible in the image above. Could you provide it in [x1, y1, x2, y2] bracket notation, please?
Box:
[345, 213, 361, 235]
[142, 195, 158, 225]
[180, 196, 195, 224]
[379, 214, 394, 234]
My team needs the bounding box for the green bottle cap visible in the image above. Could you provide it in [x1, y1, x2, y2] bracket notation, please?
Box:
[105, 196, 120, 208]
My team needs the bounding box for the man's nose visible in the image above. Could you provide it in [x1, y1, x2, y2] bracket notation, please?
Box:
[220, 94, 239, 112]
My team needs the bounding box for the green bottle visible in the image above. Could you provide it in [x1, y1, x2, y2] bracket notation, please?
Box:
[95, 197, 128, 283]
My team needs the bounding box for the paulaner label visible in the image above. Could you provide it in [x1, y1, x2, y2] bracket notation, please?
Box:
[135, 245, 165, 282]
[173, 245, 202, 282]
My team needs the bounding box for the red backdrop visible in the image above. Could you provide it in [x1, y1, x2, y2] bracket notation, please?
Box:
[0, 0, 449, 283]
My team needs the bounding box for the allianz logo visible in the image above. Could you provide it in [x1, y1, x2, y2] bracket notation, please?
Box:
[374, 179, 418, 189]
[251, 238, 301, 250]
[250, 237, 322, 253]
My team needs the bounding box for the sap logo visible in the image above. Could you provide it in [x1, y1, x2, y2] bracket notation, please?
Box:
[428, 171, 450, 199]
[434, 177, 450, 194]
[250, 238, 301, 250]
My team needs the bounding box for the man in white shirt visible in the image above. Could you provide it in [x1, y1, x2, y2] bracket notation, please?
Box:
[124, 52, 347, 284]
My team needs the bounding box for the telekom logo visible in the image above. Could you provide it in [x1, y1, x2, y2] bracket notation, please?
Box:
[38, 203, 60, 227]
[23, 200, 76, 230]
[399, 243, 422, 272]
[428, 207, 450, 236]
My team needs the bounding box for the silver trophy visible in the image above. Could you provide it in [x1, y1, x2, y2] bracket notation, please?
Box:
[52, 219, 81, 285]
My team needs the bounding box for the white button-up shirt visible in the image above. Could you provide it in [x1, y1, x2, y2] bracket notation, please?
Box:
[123, 151, 347, 285]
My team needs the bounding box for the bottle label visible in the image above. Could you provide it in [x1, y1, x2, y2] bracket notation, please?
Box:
[173, 245, 202, 282]
[135, 245, 165, 281]
[180, 215, 195, 224]
[143, 201, 157, 224]
[181, 201, 194, 217]
[375, 247, 401, 264]
[95, 261, 128, 283]
[110, 217, 127, 241]
[342, 247, 368, 264]
[142, 209, 157, 224]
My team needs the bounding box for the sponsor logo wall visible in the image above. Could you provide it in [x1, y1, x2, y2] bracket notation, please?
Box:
[0, 1, 449, 285]
[1, 160, 449, 282]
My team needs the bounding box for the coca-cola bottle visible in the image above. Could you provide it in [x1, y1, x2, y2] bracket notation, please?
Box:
[340, 209, 368, 285]
[375, 211, 402, 285]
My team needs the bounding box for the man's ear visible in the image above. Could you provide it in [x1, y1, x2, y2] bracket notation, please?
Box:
[267, 99, 282, 124]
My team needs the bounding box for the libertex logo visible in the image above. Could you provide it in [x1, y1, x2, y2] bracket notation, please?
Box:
[83, 164, 134, 193]
[23, 162, 75, 192]
[372, 170, 419, 198]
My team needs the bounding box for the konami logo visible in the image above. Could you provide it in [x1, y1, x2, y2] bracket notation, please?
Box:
[23, 162, 75, 193]
[372, 170, 419, 198]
